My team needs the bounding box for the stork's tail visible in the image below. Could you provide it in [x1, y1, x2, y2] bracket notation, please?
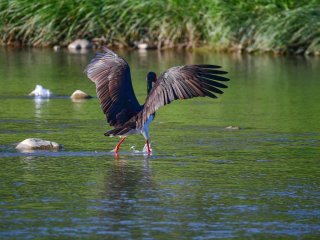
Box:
[105, 119, 137, 137]
[104, 127, 132, 137]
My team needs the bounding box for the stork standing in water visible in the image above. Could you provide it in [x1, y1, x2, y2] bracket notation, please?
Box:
[85, 48, 229, 156]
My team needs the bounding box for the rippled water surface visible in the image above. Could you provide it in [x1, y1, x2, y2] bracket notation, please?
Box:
[0, 48, 320, 239]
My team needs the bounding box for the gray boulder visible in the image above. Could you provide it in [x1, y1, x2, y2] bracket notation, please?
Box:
[16, 138, 62, 152]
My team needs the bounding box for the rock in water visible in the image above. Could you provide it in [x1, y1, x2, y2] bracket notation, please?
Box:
[137, 43, 148, 49]
[53, 45, 61, 51]
[70, 90, 92, 100]
[16, 138, 62, 151]
[225, 126, 241, 131]
[68, 39, 92, 50]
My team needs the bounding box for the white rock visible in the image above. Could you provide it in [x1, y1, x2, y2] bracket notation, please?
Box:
[29, 85, 52, 98]
[68, 39, 92, 50]
[70, 90, 92, 100]
[53, 45, 61, 51]
[16, 138, 62, 151]
[138, 43, 148, 49]
[225, 126, 241, 131]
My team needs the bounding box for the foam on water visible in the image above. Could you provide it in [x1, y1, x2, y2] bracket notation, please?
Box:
[29, 85, 52, 98]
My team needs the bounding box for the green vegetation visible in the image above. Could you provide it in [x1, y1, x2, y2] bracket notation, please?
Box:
[0, 0, 320, 54]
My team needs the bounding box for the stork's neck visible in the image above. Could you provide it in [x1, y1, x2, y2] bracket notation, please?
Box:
[147, 80, 153, 94]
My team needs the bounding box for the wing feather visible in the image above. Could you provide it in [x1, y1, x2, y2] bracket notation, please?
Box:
[137, 64, 229, 128]
[85, 48, 142, 127]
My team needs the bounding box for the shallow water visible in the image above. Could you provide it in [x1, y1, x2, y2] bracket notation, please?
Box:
[0, 48, 320, 239]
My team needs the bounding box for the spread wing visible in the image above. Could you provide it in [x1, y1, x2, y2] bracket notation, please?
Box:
[85, 47, 142, 127]
[137, 64, 229, 128]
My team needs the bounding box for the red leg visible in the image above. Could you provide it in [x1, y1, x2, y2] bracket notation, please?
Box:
[114, 137, 126, 155]
[146, 139, 151, 155]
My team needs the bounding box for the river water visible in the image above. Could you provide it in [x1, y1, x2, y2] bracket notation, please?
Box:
[0, 48, 319, 239]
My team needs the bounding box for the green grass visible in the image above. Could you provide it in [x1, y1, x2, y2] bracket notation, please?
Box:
[0, 0, 320, 54]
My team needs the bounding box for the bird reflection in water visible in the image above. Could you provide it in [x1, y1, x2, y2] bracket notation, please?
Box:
[94, 156, 156, 231]
[103, 156, 154, 200]
[34, 97, 49, 119]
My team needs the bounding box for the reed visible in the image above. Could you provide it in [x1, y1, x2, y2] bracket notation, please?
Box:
[0, 0, 319, 54]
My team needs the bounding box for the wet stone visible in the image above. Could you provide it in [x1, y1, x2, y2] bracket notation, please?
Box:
[68, 39, 92, 50]
[16, 138, 62, 151]
[225, 126, 241, 131]
[70, 90, 92, 100]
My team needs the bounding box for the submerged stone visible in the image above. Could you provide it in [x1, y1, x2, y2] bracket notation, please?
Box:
[225, 126, 241, 131]
[70, 90, 92, 100]
[16, 138, 62, 151]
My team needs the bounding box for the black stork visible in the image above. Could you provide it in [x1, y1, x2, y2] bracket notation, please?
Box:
[85, 47, 229, 156]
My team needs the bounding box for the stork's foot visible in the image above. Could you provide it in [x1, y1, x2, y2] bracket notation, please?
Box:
[113, 137, 126, 156]
[143, 139, 152, 155]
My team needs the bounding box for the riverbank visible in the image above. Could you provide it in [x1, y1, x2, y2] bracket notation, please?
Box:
[1, 0, 319, 55]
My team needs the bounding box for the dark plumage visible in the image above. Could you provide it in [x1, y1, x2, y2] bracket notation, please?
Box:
[85, 47, 229, 155]
[85, 48, 142, 128]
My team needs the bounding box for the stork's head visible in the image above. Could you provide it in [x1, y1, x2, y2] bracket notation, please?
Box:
[146, 72, 157, 94]
[147, 72, 157, 83]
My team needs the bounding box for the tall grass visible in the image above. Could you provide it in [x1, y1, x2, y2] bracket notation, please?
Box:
[0, 0, 319, 54]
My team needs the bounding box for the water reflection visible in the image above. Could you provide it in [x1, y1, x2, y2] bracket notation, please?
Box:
[103, 157, 154, 200]
[137, 48, 148, 58]
[67, 48, 90, 54]
[34, 97, 49, 119]
[95, 156, 156, 237]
